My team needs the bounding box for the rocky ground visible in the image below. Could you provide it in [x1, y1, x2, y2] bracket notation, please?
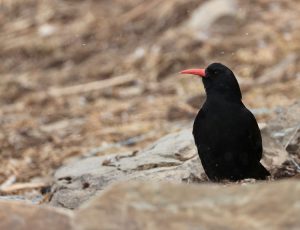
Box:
[49, 101, 300, 209]
[2, 180, 300, 230]
[1, 99, 300, 230]
[0, 0, 300, 229]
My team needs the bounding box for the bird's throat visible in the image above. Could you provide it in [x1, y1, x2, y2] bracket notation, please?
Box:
[205, 89, 242, 103]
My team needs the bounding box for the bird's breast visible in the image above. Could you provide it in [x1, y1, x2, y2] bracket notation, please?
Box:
[193, 100, 247, 148]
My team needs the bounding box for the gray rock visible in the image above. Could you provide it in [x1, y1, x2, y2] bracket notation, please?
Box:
[50, 129, 204, 209]
[264, 102, 300, 174]
[268, 101, 300, 147]
[74, 180, 300, 230]
[260, 127, 288, 170]
[50, 102, 300, 209]
[286, 128, 300, 156]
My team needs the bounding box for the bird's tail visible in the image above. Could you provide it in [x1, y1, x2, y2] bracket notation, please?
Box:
[250, 163, 270, 180]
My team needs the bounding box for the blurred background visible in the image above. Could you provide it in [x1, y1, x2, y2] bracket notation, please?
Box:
[0, 0, 299, 193]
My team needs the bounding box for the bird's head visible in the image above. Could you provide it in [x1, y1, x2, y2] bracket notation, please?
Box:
[180, 63, 242, 100]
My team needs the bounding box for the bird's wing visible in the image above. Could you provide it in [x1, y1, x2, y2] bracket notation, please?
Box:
[241, 107, 263, 161]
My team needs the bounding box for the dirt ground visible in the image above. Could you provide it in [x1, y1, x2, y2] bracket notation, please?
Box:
[0, 0, 299, 193]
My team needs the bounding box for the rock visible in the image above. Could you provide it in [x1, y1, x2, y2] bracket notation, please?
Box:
[268, 101, 300, 147]
[50, 102, 299, 209]
[260, 127, 288, 171]
[264, 102, 300, 175]
[74, 180, 300, 230]
[50, 129, 204, 209]
[286, 129, 300, 156]
[0, 200, 72, 230]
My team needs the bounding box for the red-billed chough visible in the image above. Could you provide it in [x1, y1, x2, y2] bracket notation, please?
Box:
[181, 63, 270, 181]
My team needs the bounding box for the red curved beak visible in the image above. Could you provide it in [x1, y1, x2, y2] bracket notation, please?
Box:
[180, 68, 206, 77]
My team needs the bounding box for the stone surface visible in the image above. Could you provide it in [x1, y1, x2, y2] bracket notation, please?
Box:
[0, 200, 72, 230]
[264, 102, 300, 176]
[286, 129, 300, 156]
[260, 127, 288, 170]
[74, 180, 300, 230]
[267, 101, 300, 147]
[50, 129, 204, 209]
[50, 102, 300, 209]
[50, 128, 286, 209]
[2, 102, 290, 230]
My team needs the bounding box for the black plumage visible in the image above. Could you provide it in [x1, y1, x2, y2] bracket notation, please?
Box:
[181, 63, 270, 181]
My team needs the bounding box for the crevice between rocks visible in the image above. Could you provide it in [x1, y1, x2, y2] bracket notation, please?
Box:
[135, 162, 182, 171]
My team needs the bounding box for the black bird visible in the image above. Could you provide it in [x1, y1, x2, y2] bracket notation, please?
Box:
[180, 63, 270, 181]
